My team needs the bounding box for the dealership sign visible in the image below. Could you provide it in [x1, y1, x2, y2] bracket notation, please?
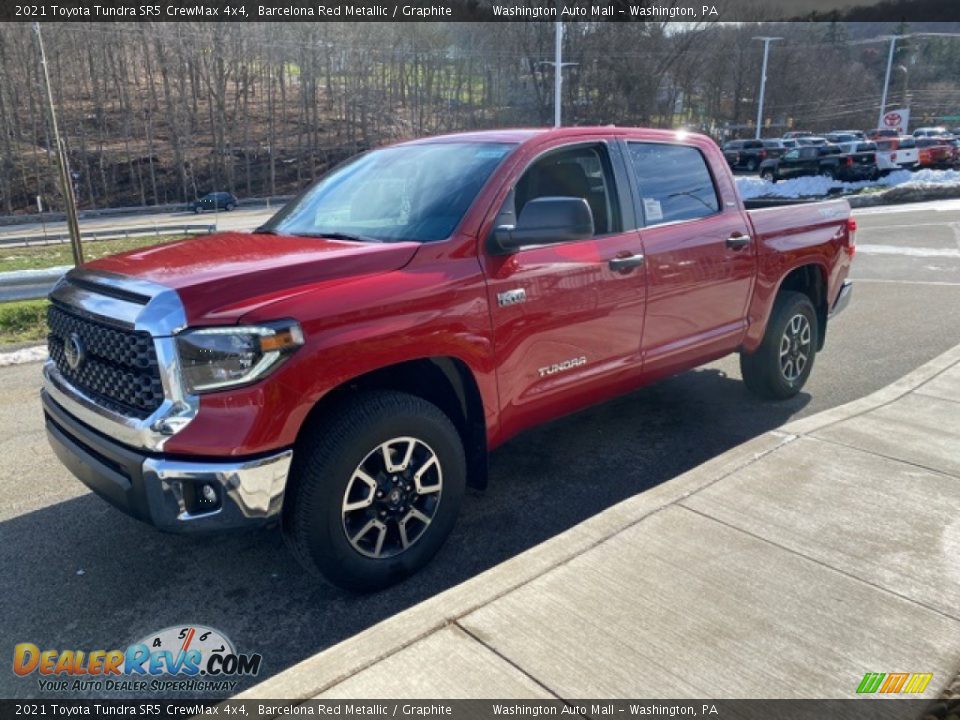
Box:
[881, 108, 910, 134]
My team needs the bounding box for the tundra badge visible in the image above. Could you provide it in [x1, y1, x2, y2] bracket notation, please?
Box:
[538, 356, 587, 377]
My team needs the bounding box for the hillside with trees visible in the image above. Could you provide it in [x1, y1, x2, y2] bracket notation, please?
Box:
[2, 20, 960, 213]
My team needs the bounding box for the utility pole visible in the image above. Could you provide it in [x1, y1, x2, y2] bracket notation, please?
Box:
[554, 22, 562, 128]
[878, 35, 905, 129]
[538, 22, 578, 128]
[34, 23, 83, 266]
[753, 37, 781, 139]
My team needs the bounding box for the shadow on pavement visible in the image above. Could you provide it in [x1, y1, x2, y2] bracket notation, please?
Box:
[0, 366, 806, 698]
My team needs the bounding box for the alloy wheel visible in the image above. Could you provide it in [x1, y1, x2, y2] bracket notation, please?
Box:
[779, 313, 812, 382]
[341, 436, 443, 559]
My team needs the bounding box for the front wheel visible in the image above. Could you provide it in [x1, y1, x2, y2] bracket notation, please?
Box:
[283, 391, 466, 592]
[740, 291, 818, 400]
[761, 169, 776, 183]
[746, 158, 759, 172]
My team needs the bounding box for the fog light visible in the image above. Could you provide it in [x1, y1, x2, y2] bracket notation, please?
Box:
[201, 484, 218, 503]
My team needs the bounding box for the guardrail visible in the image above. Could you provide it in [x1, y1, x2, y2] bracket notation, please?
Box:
[0, 223, 216, 248]
[0, 266, 71, 303]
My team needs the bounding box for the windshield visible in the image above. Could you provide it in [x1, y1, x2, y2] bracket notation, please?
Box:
[259, 142, 516, 243]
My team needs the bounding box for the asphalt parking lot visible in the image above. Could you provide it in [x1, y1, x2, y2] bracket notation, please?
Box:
[2, 199, 959, 698]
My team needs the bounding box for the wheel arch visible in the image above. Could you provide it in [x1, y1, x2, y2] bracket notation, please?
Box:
[776, 263, 829, 350]
[295, 356, 489, 490]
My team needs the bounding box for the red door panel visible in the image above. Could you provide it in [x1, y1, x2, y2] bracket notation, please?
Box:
[483, 230, 646, 442]
[640, 211, 755, 372]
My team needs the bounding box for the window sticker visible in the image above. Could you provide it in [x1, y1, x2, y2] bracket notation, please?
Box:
[643, 198, 663, 222]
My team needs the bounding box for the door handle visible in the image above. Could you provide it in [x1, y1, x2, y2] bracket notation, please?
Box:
[726, 235, 751, 250]
[609, 254, 645, 272]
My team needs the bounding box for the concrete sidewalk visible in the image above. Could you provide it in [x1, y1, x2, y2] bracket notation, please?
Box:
[240, 345, 960, 701]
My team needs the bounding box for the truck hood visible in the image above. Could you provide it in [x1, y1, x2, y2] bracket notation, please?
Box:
[85, 232, 420, 324]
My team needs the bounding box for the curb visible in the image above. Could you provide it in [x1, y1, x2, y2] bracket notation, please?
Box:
[238, 341, 960, 701]
[848, 183, 960, 208]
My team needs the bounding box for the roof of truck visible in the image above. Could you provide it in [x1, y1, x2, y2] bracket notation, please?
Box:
[399, 126, 715, 147]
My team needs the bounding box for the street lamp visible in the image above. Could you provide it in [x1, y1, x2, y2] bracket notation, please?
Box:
[537, 22, 578, 128]
[752, 37, 782, 140]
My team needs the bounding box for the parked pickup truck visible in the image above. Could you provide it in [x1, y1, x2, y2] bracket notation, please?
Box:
[42, 128, 855, 591]
[874, 136, 919, 173]
[760, 144, 878, 182]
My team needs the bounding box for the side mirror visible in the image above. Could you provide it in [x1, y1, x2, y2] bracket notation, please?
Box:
[489, 196, 594, 254]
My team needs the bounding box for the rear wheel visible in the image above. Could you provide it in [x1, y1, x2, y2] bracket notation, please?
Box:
[193, 205, 202, 214]
[746, 157, 759, 172]
[225, 202, 235, 211]
[283, 391, 466, 592]
[740, 291, 818, 400]
[761, 169, 776, 183]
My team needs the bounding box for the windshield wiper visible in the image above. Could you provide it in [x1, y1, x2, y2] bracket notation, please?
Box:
[253, 226, 278, 234]
[301, 231, 383, 243]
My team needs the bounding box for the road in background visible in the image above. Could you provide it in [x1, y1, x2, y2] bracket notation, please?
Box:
[0, 207, 277, 242]
[1, 200, 959, 698]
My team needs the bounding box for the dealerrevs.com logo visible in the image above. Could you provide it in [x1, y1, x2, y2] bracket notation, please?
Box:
[13, 625, 262, 693]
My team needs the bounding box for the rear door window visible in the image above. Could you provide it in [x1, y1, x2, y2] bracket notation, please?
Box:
[626, 142, 720, 226]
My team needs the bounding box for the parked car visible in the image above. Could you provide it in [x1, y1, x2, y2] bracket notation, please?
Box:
[829, 129, 866, 140]
[946, 139, 960, 166]
[782, 131, 814, 139]
[913, 127, 949, 138]
[43, 127, 855, 590]
[866, 128, 899, 140]
[760, 143, 878, 182]
[192, 192, 238, 213]
[873, 136, 919, 173]
[916, 137, 955, 168]
[825, 132, 863, 144]
[722, 139, 784, 171]
[797, 136, 828, 146]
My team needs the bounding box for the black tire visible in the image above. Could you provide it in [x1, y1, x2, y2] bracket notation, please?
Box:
[225, 203, 235, 211]
[193, 205, 202, 214]
[760, 169, 776, 183]
[746, 157, 758, 172]
[283, 391, 466, 592]
[740, 291, 818, 400]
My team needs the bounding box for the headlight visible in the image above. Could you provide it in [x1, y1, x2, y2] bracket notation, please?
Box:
[176, 322, 304, 394]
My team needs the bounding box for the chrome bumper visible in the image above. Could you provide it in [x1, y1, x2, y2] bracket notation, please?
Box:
[829, 280, 853, 318]
[43, 390, 292, 532]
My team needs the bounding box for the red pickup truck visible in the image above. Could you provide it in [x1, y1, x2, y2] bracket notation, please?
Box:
[42, 127, 855, 590]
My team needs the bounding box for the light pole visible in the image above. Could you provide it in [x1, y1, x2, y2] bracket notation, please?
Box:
[752, 37, 781, 139]
[538, 22, 578, 128]
[34, 23, 83, 265]
[877, 35, 903, 129]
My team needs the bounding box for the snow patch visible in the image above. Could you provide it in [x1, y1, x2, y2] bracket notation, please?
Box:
[0, 345, 48, 367]
[737, 168, 960, 200]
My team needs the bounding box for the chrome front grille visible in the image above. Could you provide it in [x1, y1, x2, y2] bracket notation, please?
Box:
[47, 303, 164, 419]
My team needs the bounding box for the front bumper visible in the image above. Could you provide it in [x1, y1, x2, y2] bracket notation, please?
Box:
[43, 390, 292, 533]
[829, 280, 853, 318]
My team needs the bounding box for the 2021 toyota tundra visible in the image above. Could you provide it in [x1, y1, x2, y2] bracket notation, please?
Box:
[42, 127, 855, 590]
